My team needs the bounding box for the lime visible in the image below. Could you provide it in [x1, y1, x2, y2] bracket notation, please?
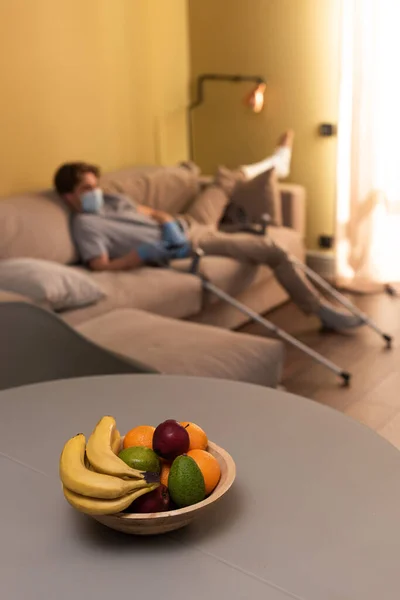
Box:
[118, 446, 161, 474]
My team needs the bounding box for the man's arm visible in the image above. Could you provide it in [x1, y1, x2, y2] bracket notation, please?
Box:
[136, 204, 174, 224]
[89, 250, 143, 272]
[85, 207, 178, 271]
[88, 241, 173, 272]
[137, 205, 188, 249]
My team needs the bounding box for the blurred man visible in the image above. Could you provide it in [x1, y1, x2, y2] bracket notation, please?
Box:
[53, 132, 362, 330]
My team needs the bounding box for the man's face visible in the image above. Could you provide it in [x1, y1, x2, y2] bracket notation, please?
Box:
[64, 171, 99, 212]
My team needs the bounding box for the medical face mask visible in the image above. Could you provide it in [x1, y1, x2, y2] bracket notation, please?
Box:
[81, 188, 104, 214]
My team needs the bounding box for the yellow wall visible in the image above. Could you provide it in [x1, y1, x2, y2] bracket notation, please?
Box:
[189, 0, 342, 248]
[0, 0, 189, 197]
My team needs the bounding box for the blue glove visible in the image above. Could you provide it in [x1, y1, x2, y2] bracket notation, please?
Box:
[162, 221, 188, 248]
[137, 242, 171, 266]
[168, 242, 192, 260]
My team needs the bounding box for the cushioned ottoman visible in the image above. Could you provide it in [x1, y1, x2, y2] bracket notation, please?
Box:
[77, 308, 284, 388]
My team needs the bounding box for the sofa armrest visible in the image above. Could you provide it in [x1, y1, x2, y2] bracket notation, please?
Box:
[278, 183, 306, 238]
[0, 289, 32, 304]
[0, 289, 52, 311]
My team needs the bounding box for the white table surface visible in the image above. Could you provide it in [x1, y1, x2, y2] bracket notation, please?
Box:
[1, 374, 400, 600]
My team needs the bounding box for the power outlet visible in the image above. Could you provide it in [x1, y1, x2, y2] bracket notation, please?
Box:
[319, 124, 337, 137]
[318, 235, 334, 249]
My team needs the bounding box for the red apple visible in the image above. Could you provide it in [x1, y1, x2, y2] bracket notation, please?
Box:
[153, 419, 190, 460]
[127, 484, 170, 513]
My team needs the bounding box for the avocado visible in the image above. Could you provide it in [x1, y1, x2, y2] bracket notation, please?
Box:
[168, 455, 205, 507]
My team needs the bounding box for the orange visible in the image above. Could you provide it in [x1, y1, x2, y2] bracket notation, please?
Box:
[187, 449, 221, 495]
[160, 462, 171, 487]
[123, 425, 155, 450]
[180, 422, 208, 451]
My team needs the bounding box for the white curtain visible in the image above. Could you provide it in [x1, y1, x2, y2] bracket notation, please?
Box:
[336, 0, 400, 287]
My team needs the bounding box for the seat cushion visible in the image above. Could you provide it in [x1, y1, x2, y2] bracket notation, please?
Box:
[173, 226, 304, 305]
[63, 266, 203, 326]
[64, 226, 304, 325]
[173, 255, 267, 302]
[76, 308, 284, 388]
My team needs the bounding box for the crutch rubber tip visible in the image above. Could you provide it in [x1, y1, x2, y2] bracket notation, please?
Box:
[383, 334, 393, 349]
[340, 371, 351, 387]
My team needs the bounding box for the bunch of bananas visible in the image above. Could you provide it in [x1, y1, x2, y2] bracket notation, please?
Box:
[60, 416, 159, 515]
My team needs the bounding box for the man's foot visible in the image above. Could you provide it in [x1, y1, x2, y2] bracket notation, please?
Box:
[318, 304, 365, 331]
[277, 129, 295, 149]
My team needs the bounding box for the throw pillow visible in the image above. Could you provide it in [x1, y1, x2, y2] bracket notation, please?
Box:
[0, 259, 105, 311]
[217, 166, 283, 226]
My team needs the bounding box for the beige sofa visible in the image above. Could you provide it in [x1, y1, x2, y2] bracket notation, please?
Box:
[0, 165, 306, 387]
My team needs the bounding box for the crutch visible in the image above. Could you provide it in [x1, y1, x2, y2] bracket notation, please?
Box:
[188, 249, 352, 386]
[223, 213, 393, 349]
[292, 258, 393, 349]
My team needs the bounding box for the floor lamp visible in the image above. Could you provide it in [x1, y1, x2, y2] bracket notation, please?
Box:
[188, 74, 267, 161]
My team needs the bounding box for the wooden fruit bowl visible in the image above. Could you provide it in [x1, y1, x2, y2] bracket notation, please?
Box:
[92, 441, 236, 535]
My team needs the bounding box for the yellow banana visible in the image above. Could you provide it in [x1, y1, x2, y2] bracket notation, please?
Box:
[86, 416, 144, 479]
[111, 428, 121, 454]
[60, 434, 150, 499]
[63, 483, 159, 515]
[84, 453, 94, 471]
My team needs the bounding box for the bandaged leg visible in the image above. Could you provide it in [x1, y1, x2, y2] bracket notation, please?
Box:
[240, 130, 294, 180]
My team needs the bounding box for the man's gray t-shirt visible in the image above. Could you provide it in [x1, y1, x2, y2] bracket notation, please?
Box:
[72, 194, 162, 263]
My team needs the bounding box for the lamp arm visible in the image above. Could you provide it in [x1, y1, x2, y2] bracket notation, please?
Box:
[188, 73, 266, 160]
[190, 74, 266, 110]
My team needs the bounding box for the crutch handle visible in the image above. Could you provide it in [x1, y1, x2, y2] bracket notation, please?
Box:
[189, 248, 205, 274]
[260, 213, 272, 235]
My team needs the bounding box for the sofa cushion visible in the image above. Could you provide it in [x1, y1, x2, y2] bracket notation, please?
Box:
[76, 308, 284, 388]
[62, 265, 203, 326]
[63, 226, 303, 324]
[100, 166, 159, 200]
[0, 259, 104, 311]
[173, 255, 266, 301]
[100, 165, 200, 215]
[173, 226, 303, 304]
[0, 191, 77, 264]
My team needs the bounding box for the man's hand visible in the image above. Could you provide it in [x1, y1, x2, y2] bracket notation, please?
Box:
[162, 221, 188, 248]
[136, 204, 174, 224]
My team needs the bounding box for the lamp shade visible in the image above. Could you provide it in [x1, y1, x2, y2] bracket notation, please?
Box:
[246, 83, 266, 113]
